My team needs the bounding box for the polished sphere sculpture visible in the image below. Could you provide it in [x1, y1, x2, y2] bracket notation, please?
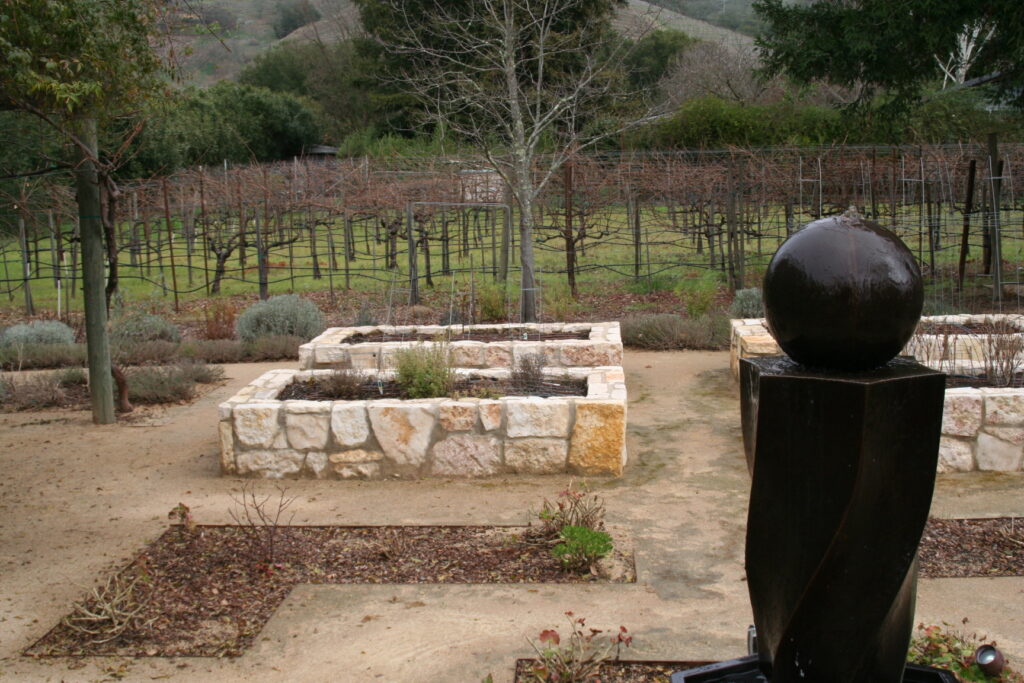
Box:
[763, 209, 923, 371]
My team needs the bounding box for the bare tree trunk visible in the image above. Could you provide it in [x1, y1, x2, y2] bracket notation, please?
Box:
[75, 118, 115, 424]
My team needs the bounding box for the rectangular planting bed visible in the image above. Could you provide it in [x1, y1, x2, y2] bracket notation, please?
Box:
[730, 314, 1024, 473]
[218, 367, 627, 479]
[298, 321, 622, 370]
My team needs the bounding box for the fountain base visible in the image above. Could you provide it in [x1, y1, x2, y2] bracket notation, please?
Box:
[671, 656, 957, 682]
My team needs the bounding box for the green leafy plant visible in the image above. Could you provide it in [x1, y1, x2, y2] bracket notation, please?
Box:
[527, 612, 632, 682]
[730, 287, 764, 319]
[0, 320, 75, 347]
[552, 526, 613, 572]
[476, 281, 508, 322]
[675, 272, 722, 318]
[235, 294, 324, 343]
[908, 621, 1023, 682]
[394, 342, 454, 399]
[536, 481, 606, 538]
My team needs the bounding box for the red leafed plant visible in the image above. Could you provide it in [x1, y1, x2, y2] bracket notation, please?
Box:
[528, 611, 632, 682]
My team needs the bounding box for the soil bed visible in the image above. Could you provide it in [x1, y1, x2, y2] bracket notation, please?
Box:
[514, 659, 709, 683]
[346, 328, 589, 343]
[27, 525, 633, 658]
[278, 375, 588, 400]
[917, 322, 1020, 336]
[919, 517, 1024, 578]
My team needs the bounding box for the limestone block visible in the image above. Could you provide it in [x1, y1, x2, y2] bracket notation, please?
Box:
[218, 402, 234, 421]
[485, 343, 512, 368]
[937, 436, 975, 472]
[977, 428, 1024, 471]
[560, 342, 603, 367]
[219, 421, 236, 474]
[236, 449, 305, 479]
[982, 389, 1024, 425]
[568, 400, 626, 476]
[479, 400, 502, 431]
[505, 399, 570, 438]
[331, 401, 370, 447]
[284, 401, 331, 450]
[430, 434, 502, 477]
[314, 345, 349, 367]
[505, 438, 568, 474]
[329, 449, 383, 464]
[604, 369, 626, 382]
[543, 346, 562, 367]
[512, 343, 545, 366]
[349, 346, 381, 370]
[335, 462, 382, 479]
[234, 403, 281, 448]
[740, 335, 780, 357]
[298, 345, 314, 369]
[439, 401, 478, 431]
[304, 452, 329, 478]
[367, 403, 437, 467]
[451, 342, 486, 367]
[587, 383, 609, 398]
[942, 390, 983, 436]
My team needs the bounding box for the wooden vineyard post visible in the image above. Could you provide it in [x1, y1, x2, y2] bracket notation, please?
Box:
[406, 202, 419, 305]
[956, 160, 976, 292]
[161, 179, 180, 312]
[17, 214, 34, 315]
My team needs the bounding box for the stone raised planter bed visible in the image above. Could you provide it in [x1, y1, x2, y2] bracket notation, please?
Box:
[218, 367, 627, 479]
[298, 322, 622, 371]
[730, 314, 1024, 473]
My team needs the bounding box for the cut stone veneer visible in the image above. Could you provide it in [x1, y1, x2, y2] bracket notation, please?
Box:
[298, 322, 622, 371]
[729, 314, 1024, 473]
[219, 367, 627, 479]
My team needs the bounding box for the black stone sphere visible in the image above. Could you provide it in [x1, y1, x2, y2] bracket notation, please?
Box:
[763, 212, 923, 371]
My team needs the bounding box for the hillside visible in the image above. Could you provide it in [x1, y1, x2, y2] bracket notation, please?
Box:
[176, 0, 750, 87]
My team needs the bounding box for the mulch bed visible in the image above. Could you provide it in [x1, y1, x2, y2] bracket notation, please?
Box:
[278, 375, 588, 400]
[919, 517, 1024, 578]
[513, 659, 710, 683]
[347, 329, 590, 343]
[26, 524, 633, 658]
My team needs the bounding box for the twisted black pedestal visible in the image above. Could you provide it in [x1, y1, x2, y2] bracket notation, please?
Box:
[676, 356, 947, 683]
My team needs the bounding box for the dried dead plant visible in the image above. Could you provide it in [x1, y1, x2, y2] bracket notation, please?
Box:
[62, 573, 154, 644]
[229, 483, 296, 570]
[981, 320, 1024, 387]
[535, 480, 606, 540]
[375, 528, 414, 562]
[511, 353, 546, 392]
[321, 369, 367, 400]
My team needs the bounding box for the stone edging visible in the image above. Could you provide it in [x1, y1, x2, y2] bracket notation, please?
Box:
[218, 367, 628, 480]
[299, 321, 622, 370]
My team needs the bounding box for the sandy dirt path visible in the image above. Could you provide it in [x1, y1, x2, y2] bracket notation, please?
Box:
[0, 352, 1021, 682]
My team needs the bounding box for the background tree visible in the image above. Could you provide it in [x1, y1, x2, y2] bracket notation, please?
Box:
[0, 0, 171, 423]
[354, 0, 660, 320]
[753, 0, 1024, 109]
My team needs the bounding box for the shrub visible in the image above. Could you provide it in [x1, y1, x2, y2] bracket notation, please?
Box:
[179, 339, 248, 364]
[115, 340, 179, 365]
[394, 343, 453, 399]
[353, 300, 379, 326]
[476, 282, 508, 322]
[202, 301, 238, 340]
[0, 342, 86, 370]
[245, 334, 302, 361]
[621, 313, 729, 350]
[625, 274, 677, 295]
[235, 295, 323, 343]
[730, 287, 764, 319]
[675, 271, 722, 318]
[0, 320, 75, 347]
[56, 366, 87, 387]
[0, 372, 69, 411]
[110, 313, 181, 345]
[543, 282, 583, 321]
[552, 526, 613, 572]
[176, 360, 225, 385]
[126, 366, 196, 404]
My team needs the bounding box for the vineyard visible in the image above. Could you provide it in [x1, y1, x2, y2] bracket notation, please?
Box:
[2, 143, 1023, 321]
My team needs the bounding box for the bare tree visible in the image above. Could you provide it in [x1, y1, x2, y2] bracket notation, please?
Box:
[936, 20, 996, 88]
[661, 40, 785, 107]
[358, 0, 663, 321]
